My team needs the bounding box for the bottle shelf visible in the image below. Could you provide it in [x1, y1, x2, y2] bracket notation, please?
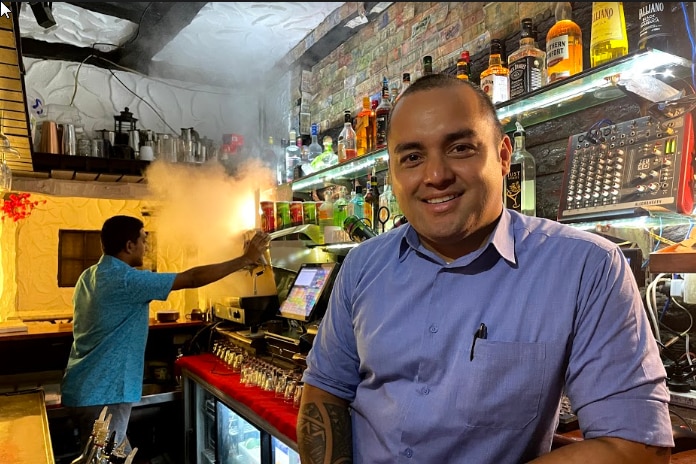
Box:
[288, 49, 692, 194]
[496, 48, 693, 133]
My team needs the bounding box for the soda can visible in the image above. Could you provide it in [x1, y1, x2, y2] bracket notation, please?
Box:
[260, 201, 275, 233]
[275, 201, 291, 230]
[303, 201, 318, 225]
[290, 201, 304, 227]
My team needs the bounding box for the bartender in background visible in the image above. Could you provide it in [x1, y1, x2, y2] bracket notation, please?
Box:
[298, 74, 673, 463]
[61, 215, 270, 454]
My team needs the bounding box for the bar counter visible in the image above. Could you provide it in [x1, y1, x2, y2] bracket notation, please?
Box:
[0, 389, 54, 464]
[179, 354, 696, 463]
[177, 353, 299, 444]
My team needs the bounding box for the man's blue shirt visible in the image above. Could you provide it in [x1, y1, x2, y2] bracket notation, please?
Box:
[303, 208, 673, 463]
[61, 255, 176, 406]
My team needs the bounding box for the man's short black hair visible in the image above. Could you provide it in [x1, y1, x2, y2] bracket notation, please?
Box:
[388, 73, 504, 140]
[101, 215, 144, 256]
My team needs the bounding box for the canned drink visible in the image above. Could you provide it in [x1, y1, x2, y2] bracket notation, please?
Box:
[303, 201, 318, 225]
[260, 201, 275, 233]
[290, 201, 304, 227]
[275, 201, 291, 230]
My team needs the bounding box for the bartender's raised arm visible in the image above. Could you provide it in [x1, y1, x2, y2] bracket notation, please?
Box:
[528, 437, 670, 463]
[297, 383, 353, 464]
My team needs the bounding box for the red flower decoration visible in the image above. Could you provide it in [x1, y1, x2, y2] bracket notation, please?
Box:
[1, 193, 46, 222]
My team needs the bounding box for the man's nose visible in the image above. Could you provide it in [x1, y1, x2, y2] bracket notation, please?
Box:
[424, 155, 455, 185]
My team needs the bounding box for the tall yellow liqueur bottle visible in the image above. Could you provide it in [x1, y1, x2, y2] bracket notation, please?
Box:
[508, 18, 546, 99]
[590, 2, 628, 67]
[546, 2, 583, 83]
[480, 39, 509, 104]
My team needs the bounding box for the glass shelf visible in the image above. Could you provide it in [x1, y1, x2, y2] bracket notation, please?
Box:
[289, 49, 692, 193]
[496, 48, 693, 132]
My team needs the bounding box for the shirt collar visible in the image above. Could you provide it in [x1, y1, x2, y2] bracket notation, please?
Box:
[397, 208, 518, 266]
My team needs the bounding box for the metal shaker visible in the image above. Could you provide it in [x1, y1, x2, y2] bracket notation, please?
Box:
[60, 123, 76, 156]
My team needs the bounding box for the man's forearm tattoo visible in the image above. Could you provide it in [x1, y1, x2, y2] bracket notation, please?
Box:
[298, 401, 352, 464]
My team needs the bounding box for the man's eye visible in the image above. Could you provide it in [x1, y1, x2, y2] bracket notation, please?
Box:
[451, 144, 476, 156]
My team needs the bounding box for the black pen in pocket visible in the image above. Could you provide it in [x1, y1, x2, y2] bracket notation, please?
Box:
[470, 323, 487, 361]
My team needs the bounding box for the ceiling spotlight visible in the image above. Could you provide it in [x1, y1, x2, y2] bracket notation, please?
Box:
[29, 2, 57, 29]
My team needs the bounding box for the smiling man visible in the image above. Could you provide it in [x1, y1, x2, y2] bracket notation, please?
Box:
[297, 74, 673, 464]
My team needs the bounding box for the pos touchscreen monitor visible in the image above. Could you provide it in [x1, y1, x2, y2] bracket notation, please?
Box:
[277, 262, 339, 322]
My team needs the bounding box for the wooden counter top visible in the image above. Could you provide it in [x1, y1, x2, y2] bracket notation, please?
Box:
[0, 319, 205, 341]
[0, 389, 54, 464]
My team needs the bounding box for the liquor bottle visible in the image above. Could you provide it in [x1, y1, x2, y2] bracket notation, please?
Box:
[378, 171, 402, 233]
[546, 2, 583, 83]
[285, 130, 301, 182]
[277, 138, 288, 184]
[333, 186, 349, 230]
[350, 184, 366, 220]
[400, 73, 411, 95]
[638, 2, 691, 59]
[318, 188, 334, 231]
[355, 97, 374, 157]
[307, 123, 323, 163]
[422, 55, 433, 75]
[590, 2, 628, 68]
[337, 110, 357, 162]
[480, 39, 510, 104]
[456, 51, 472, 81]
[504, 122, 536, 216]
[343, 215, 377, 242]
[508, 18, 546, 99]
[375, 77, 392, 149]
[310, 135, 336, 171]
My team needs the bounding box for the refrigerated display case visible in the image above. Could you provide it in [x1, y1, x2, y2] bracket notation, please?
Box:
[182, 357, 298, 464]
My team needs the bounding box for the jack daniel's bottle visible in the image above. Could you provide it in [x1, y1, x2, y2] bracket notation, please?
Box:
[504, 122, 536, 216]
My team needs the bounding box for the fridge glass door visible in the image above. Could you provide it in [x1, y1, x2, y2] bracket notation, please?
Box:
[272, 436, 301, 464]
[216, 400, 262, 464]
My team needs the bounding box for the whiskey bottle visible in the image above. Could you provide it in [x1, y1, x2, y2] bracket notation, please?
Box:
[504, 122, 536, 216]
[590, 2, 628, 67]
[375, 77, 392, 149]
[546, 2, 583, 83]
[456, 51, 472, 81]
[480, 39, 510, 104]
[638, 2, 691, 59]
[355, 96, 374, 156]
[508, 18, 546, 99]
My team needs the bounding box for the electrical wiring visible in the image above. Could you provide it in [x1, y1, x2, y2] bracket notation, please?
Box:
[670, 408, 693, 430]
[647, 273, 670, 343]
[680, 2, 696, 90]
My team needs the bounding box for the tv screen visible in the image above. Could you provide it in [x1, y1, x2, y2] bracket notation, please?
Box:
[277, 262, 339, 322]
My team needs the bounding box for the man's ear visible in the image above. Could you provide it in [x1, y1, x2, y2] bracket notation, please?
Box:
[124, 240, 135, 255]
[499, 134, 513, 176]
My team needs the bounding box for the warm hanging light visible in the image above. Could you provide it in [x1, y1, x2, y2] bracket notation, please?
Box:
[0, 111, 20, 193]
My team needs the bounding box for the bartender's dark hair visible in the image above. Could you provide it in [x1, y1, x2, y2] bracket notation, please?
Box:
[101, 215, 144, 256]
[388, 73, 504, 140]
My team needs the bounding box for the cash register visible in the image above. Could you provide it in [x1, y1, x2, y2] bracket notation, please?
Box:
[264, 262, 340, 365]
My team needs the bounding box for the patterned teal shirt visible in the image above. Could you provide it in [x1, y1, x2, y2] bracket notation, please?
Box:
[61, 255, 176, 406]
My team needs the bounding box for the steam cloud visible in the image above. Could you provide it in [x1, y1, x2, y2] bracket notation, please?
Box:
[144, 157, 277, 300]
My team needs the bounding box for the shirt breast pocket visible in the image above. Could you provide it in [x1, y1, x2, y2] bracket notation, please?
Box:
[456, 340, 547, 430]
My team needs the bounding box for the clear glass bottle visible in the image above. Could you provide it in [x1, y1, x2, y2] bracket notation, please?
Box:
[504, 122, 536, 216]
[590, 2, 628, 68]
[422, 55, 433, 75]
[333, 186, 349, 230]
[508, 18, 546, 99]
[480, 39, 510, 104]
[456, 51, 471, 81]
[375, 77, 392, 149]
[546, 2, 583, 83]
[307, 123, 323, 163]
[284, 130, 301, 182]
[337, 110, 357, 163]
[355, 97, 374, 157]
[350, 184, 365, 220]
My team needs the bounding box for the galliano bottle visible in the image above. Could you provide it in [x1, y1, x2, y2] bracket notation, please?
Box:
[590, 2, 628, 67]
[546, 2, 583, 83]
[638, 2, 691, 59]
[504, 122, 536, 216]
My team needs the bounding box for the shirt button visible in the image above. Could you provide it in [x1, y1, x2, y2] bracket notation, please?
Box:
[422, 386, 430, 395]
[429, 325, 438, 333]
[405, 448, 413, 458]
